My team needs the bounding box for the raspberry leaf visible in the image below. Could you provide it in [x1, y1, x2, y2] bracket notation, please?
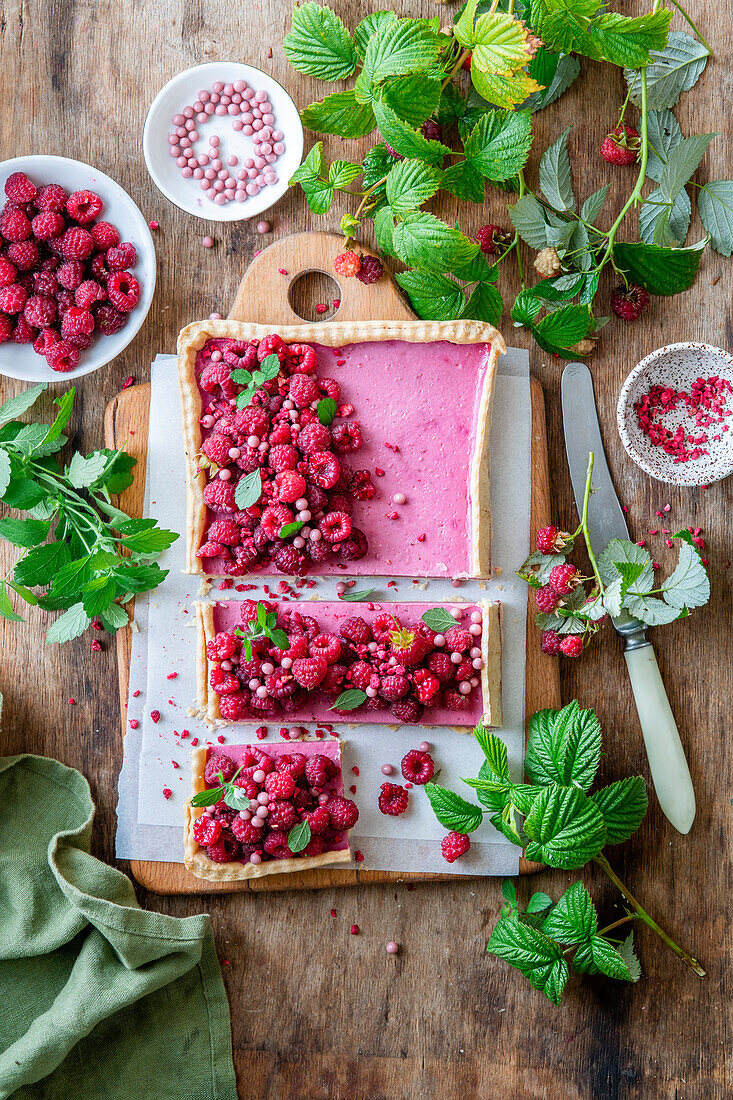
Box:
[354, 11, 397, 57]
[591, 776, 647, 845]
[598, 538, 654, 589]
[461, 281, 503, 325]
[487, 914, 569, 1005]
[523, 785, 606, 870]
[639, 186, 691, 248]
[532, 305, 591, 355]
[697, 180, 733, 257]
[516, 550, 565, 588]
[581, 184, 610, 226]
[332, 688, 367, 711]
[45, 601, 91, 644]
[463, 109, 533, 182]
[658, 134, 716, 202]
[393, 213, 480, 271]
[509, 194, 556, 249]
[572, 936, 633, 980]
[617, 932, 642, 981]
[539, 126, 575, 212]
[380, 74, 442, 130]
[525, 891, 554, 914]
[328, 161, 362, 189]
[470, 62, 541, 111]
[371, 102, 451, 165]
[501, 877, 517, 906]
[425, 783, 484, 833]
[395, 270, 465, 321]
[661, 537, 710, 609]
[588, 9, 672, 69]
[234, 469, 262, 510]
[523, 50, 580, 111]
[645, 108, 683, 182]
[601, 560, 646, 618]
[421, 607, 457, 633]
[473, 721, 510, 780]
[301, 91, 376, 138]
[525, 701, 601, 791]
[441, 161, 486, 204]
[0, 449, 10, 497]
[624, 32, 709, 111]
[283, 3, 358, 81]
[529, 0, 604, 61]
[386, 160, 442, 215]
[541, 881, 597, 944]
[288, 820, 312, 854]
[0, 383, 47, 427]
[356, 16, 440, 91]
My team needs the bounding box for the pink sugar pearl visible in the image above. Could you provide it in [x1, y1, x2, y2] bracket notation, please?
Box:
[272, 130, 284, 141]
[210, 135, 220, 147]
[193, 168, 204, 179]
[175, 125, 187, 137]
[259, 143, 273, 155]
[253, 120, 264, 131]
[232, 120, 244, 131]
[234, 80, 246, 92]
[205, 187, 216, 198]
[167, 133, 178, 145]
[262, 114, 274, 126]
[212, 81, 224, 93]
[215, 104, 227, 116]
[197, 154, 209, 166]
[257, 220, 271, 233]
[264, 171, 277, 184]
[235, 190, 247, 201]
[213, 179, 225, 192]
[169, 146, 181, 157]
[204, 103, 215, 115]
[273, 141, 285, 155]
[243, 125, 254, 136]
[228, 104, 239, 115]
[204, 168, 216, 180]
[254, 156, 266, 169]
[189, 130, 199, 142]
[217, 168, 228, 180]
[182, 166, 193, 178]
[183, 106, 194, 118]
[211, 158, 223, 170]
[254, 89, 267, 102]
[227, 154, 238, 166]
[202, 235, 214, 248]
[265, 153, 278, 164]
[386, 942, 399, 955]
[225, 177, 236, 189]
[197, 112, 207, 123]
[381, 763, 393, 776]
[214, 194, 227, 204]
[247, 167, 258, 180]
[198, 90, 210, 101]
[243, 87, 255, 100]
[244, 157, 255, 168]
[175, 156, 187, 167]
[172, 113, 185, 125]
[246, 182, 259, 196]
[241, 112, 254, 125]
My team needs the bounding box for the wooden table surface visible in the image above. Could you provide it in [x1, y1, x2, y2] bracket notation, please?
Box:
[1, 2, 730, 1097]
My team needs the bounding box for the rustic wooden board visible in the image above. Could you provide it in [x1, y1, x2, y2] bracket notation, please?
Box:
[105, 232, 557, 893]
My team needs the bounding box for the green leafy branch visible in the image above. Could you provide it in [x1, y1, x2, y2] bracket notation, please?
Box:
[425, 703, 704, 1004]
[234, 601, 289, 660]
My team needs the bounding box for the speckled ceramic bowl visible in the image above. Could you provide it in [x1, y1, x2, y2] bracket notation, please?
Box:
[617, 342, 733, 487]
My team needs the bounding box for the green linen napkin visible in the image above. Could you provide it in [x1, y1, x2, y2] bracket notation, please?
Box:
[0, 754, 238, 1100]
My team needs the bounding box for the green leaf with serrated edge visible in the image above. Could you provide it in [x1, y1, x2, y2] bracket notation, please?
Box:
[66, 451, 109, 489]
[591, 776, 647, 845]
[288, 819, 312, 854]
[120, 528, 178, 554]
[2, 477, 47, 510]
[279, 521, 304, 540]
[421, 607, 457, 633]
[256, 602, 267, 628]
[340, 212, 361, 238]
[509, 784, 544, 815]
[534, 305, 591, 354]
[386, 159, 442, 215]
[639, 187, 691, 248]
[283, 2, 357, 81]
[441, 161, 485, 204]
[658, 134, 716, 205]
[611, 237, 704, 297]
[0, 517, 50, 548]
[501, 878, 517, 905]
[509, 194, 553, 249]
[362, 143, 393, 193]
[461, 282, 503, 325]
[627, 594, 685, 626]
[100, 602, 129, 632]
[7, 580, 37, 605]
[0, 448, 10, 496]
[356, 16, 441, 101]
[464, 110, 532, 182]
[542, 881, 597, 944]
[558, 704, 601, 790]
[340, 588, 376, 602]
[470, 61, 541, 111]
[234, 469, 262, 510]
[11, 423, 48, 455]
[0, 383, 46, 427]
[467, 10, 537, 75]
[523, 785, 606, 870]
[662, 539, 710, 609]
[581, 184, 610, 227]
[530, 273, 584, 303]
[0, 583, 23, 622]
[301, 177, 334, 215]
[93, 450, 137, 494]
[453, 252, 498, 285]
[425, 783, 483, 834]
[301, 91, 375, 138]
[573, 936, 633, 980]
[474, 722, 510, 779]
[113, 563, 167, 593]
[511, 290, 543, 329]
[380, 74, 441, 130]
[270, 629, 289, 650]
[436, 84, 466, 128]
[372, 102, 450, 166]
[329, 160, 362, 189]
[392, 212, 479, 273]
[645, 109, 683, 183]
[290, 141, 325, 183]
[373, 205, 396, 254]
[474, 761, 510, 812]
[598, 538, 654, 589]
[487, 915, 569, 1005]
[354, 10, 396, 57]
[539, 126, 575, 212]
[588, 8, 672, 68]
[526, 891, 554, 914]
[46, 601, 90, 644]
[42, 387, 75, 446]
[602, 560, 645, 618]
[529, 0, 604, 61]
[524, 51, 580, 111]
[332, 689, 367, 711]
[317, 397, 338, 426]
[81, 577, 118, 617]
[698, 181, 733, 257]
[517, 550, 567, 588]
[617, 932, 642, 981]
[624, 32, 709, 111]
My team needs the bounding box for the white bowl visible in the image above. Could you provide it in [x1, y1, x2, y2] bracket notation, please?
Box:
[617, 342, 733, 486]
[0, 155, 155, 383]
[142, 62, 304, 222]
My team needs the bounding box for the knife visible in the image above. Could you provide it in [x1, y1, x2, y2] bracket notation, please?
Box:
[561, 362, 696, 834]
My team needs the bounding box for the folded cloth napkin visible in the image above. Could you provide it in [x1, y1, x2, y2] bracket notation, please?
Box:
[0, 755, 238, 1100]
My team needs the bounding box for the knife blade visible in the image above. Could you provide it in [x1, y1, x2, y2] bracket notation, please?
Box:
[561, 362, 696, 834]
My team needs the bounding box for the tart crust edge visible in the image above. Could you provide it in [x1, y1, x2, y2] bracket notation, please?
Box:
[184, 744, 353, 881]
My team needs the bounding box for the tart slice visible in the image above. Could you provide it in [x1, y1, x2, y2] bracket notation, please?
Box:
[184, 740, 356, 882]
[178, 319, 505, 579]
[196, 598, 502, 728]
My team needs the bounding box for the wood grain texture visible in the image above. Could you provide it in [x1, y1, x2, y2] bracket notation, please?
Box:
[1, 2, 730, 1097]
[106, 231, 556, 894]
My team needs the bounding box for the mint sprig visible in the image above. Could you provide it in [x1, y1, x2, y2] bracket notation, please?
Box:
[234, 602, 289, 661]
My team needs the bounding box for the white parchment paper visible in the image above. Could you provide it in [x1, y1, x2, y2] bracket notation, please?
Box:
[116, 349, 530, 876]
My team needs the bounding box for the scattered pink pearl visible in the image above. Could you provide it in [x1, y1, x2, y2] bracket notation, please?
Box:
[393, 492, 406, 505]
[434, 634, 445, 647]
[451, 579, 462, 588]
[202, 236, 214, 248]
[250, 852, 262, 864]
[209, 312, 222, 320]
[386, 942, 399, 955]
[472, 657, 484, 670]
[218, 468, 231, 481]
[418, 741, 431, 753]
[257, 220, 271, 233]
[451, 652, 462, 665]
[470, 610, 482, 624]
[381, 763, 393, 776]
[450, 607, 463, 619]
[459, 682, 472, 695]
[202, 414, 215, 428]
[469, 623, 482, 636]
[470, 647, 481, 659]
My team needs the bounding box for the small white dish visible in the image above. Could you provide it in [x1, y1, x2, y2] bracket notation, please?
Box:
[0, 154, 155, 383]
[142, 62, 304, 222]
[617, 342, 733, 486]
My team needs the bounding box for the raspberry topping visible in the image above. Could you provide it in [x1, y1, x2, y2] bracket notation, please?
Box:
[441, 831, 470, 863]
[400, 749, 435, 785]
[378, 783, 409, 816]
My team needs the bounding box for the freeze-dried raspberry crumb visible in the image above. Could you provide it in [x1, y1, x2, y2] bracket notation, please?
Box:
[162, 788, 172, 800]
[150, 710, 161, 723]
[378, 782, 409, 816]
[441, 831, 470, 863]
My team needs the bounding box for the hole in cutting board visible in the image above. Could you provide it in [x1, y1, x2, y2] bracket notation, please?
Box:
[288, 270, 341, 321]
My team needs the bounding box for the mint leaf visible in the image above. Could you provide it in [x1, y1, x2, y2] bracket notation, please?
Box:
[0, 583, 23, 622]
[283, 2, 358, 80]
[81, 577, 118, 617]
[372, 102, 450, 165]
[624, 31, 709, 111]
[698, 180, 733, 256]
[0, 516, 50, 548]
[542, 881, 597, 944]
[573, 936, 633, 980]
[392, 211, 478, 272]
[473, 722, 510, 780]
[613, 239, 706, 296]
[386, 159, 442, 215]
[278, 521, 304, 540]
[487, 915, 569, 1005]
[332, 688, 367, 711]
[317, 397, 338, 426]
[589, 9, 672, 68]
[0, 448, 10, 497]
[191, 786, 225, 808]
[43, 387, 75, 447]
[662, 538, 710, 609]
[46, 601, 90, 644]
[0, 383, 47, 427]
[591, 776, 647, 845]
[523, 785, 606, 870]
[425, 783, 483, 833]
[421, 607, 457, 633]
[234, 469, 262, 510]
[2, 477, 47, 510]
[14, 541, 71, 587]
[463, 109, 533, 182]
[340, 587, 376, 602]
[539, 126, 575, 212]
[67, 451, 110, 489]
[301, 91, 375, 138]
[395, 270, 464, 320]
[288, 819, 312, 854]
[120, 528, 178, 554]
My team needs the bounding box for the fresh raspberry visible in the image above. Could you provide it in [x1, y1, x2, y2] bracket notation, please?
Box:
[304, 753, 336, 788]
[379, 673, 410, 701]
[219, 692, 252, 720]
[204, 750, 237, 786]
[268, 444, 299, 472]
[282, 343, 317, 376]
[210, 666, 241, 694]
[31, 211, 65, 241]
[611, 283, 650, 321]
[319, 511, 351, 543]
[206, 835, 242, 863]
[308, 451, 340, 489]
[33, 326, 59, 355]
[305, 805, 331, 834]
[0, 284, 27, 313]
[33, 270, 57, 297]
[257, 333, 286, 362]
[5, 171, 38, 203]
[275, 752, 307, 778]
[340, 526, 369, 562]
[280, 634, 309, 663]
[444, 626, 471, 653]
[292, 655, 327, 689]
[231, 815, 264, 844]
[327, 795, 359, 830]
[235, 404, 269, 438]
[339, 617, 372, 645]
[6, 240, 38, 271]
[348, 469, 376, 500]
[331, 422, 363, 453]
[304, 835, 326, 857]
[74, 279, 106, 308]
[321, 663, 347, 695]
[413, 668, 440, 703]
[378, 782, 409, 816]
[203, 479, 237, 513]
[201, 432, 232, 466]
[391, 697, 424, 723]
[107, 270, 140, 312]
[348, 662, 374, 691]
[61, 305, 95, 338]
[106, 241, 137, 270]
[476, 224, 508, 256]
[94, 303, 126, 336]
[264, 668, 298, 704]
[373, 613, 400, 642]
[540, 630, 562, 655]
[298, 421, 332, 454]
[535, 585, 559, 614]
[90, 252, 109, 281]
[264, 771, 296, 800]
[559, 634, 584, 657]
[208, 518, 242, 545]
[421, 118, 442, 142]
[444, 688, 470, 712]
[260, 502, 293, 539]
[12, 315, 35, 343]
[58, 226, 94, 260]
[196, 540, 226, 558]
[275, 470, 306, 504]
[0, 314, 12, 342]
[192, 814, 223, 846]
[46, 339, 81, 372]
[389, 627, 430, 668]
[55, 289, 75, 316]
[334, 250, 361, 278]
[56, 260, 86, 290]
[548, 563, 579, 595]
[268, 422, 292, 446]
[66, 332, 93, 350]
[36, 183, 68, 212]
[0, 208, 31, 243]
[263, 830, 293, 859]
[65, 189, 103, 224]
[600, 124, 640, 167]
[401, 749, 435, 785]
[223, 340, 258, 371]
[206, 631, 239, 660]
[23, 295, 56, 328]
[355, 255, 384, 285]
[0, 256, 16, 287]
[266, 801, 297, 831]
[287, 374, 319, 408]
[536, 525, 570, 554]
[90, 220, 120, 250]
[272, 543, 308, 575]
[455, 659, 473, 683]
[309, 633, 341, 664]
[441, 830, 470, 863]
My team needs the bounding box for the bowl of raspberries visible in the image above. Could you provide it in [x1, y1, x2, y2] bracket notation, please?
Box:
[0, 156, 156, 380]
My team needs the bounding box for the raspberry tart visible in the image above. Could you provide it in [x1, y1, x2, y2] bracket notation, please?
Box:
[178, 319, 504, 578]
[196, 598, 502, 728]
[184, 739, 356, 881]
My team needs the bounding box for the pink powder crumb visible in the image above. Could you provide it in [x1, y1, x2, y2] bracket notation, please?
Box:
[163, 788, 172, 800]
